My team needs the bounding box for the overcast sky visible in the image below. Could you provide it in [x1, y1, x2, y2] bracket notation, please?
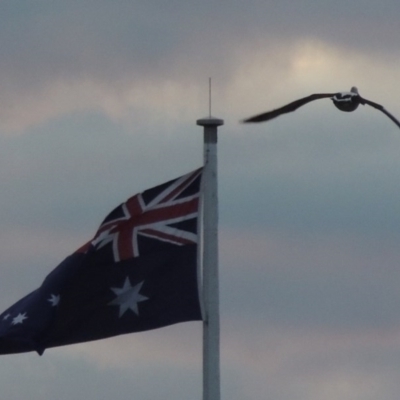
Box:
[1, 1, 400, 399]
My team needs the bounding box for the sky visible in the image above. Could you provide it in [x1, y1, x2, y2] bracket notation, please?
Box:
[1, 1, 400, 399]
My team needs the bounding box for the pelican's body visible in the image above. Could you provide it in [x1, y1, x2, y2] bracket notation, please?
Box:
[242, 87, 400, 128]
[332, 87, 360, 112]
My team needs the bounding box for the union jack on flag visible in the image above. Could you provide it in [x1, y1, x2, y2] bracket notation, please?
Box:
[85, 168, 202, 263]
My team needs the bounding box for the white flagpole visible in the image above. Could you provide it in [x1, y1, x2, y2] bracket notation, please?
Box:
[197, 115, 224, 400]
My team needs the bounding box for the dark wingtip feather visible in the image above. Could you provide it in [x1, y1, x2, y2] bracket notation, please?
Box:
[241, 93, 337, 124]
[362, 97, 400, 129]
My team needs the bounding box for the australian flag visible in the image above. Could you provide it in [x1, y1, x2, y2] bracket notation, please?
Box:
[0, 168, 203, 355]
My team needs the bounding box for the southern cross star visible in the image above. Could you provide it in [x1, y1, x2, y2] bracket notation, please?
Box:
[12, 313, 27, 325]
[2, 314, 10, 321]
[48, 294, 60, 307]
[108, 277, 149, 318]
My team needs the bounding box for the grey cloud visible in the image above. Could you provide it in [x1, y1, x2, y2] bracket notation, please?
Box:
[220, 116, 400, 236]
[0, 1, 399, 132]
[220, 229, 400, 331]
[1, 0, 399, 90]
[0, 349, 201, 400]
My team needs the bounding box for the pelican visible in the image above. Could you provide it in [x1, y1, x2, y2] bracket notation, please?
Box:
[242, 87, 400, 128]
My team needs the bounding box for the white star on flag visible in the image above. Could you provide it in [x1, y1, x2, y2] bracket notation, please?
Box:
[108, 278, 149, 317]
[12, 313, 27, 325]
[48, 294, 60, 306]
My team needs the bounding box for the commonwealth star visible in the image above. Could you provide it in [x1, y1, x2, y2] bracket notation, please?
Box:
[109, 278, 149, 317]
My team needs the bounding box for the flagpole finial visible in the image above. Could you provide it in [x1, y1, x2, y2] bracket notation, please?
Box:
[197, 78, 224, 127]
[209, 77, 212, 118]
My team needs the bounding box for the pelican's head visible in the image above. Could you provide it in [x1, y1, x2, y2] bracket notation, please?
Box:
[350, 86, 359, 94]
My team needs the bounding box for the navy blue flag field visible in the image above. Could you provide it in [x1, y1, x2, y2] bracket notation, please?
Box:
[0, 168, 203, 356]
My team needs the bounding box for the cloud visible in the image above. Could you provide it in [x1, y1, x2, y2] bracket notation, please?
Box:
[220, 228, 400, 330]
[1, 2, 400, 132]
[221, 322, 400, 400]
[0, 346, 202, 400]
[50, 322, 202, 369]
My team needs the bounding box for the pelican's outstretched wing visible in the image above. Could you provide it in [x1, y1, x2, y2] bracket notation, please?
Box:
[242, 93, 337, 123]
[360, 97, 400, 129]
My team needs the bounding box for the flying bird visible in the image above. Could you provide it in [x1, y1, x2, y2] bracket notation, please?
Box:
[242, 87, 400, 129]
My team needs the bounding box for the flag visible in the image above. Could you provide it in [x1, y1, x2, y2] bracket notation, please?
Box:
[0, 168, 203, 356]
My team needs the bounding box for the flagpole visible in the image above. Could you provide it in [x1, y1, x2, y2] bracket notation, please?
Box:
[197, 116, 224, 400]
